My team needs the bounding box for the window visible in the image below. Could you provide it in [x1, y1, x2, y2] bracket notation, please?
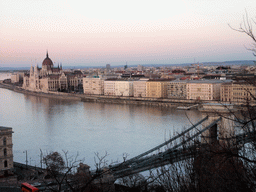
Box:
[3, 137, 6, 146]
[4, 148, 7, 156]
[4, 160, 7, 168]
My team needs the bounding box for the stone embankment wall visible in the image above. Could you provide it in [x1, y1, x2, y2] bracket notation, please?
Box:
[0, 82, 222, 108]
[81, 96, 197, 107]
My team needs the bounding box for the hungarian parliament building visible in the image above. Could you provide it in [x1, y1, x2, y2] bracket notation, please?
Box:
[23, 52, 83, 92]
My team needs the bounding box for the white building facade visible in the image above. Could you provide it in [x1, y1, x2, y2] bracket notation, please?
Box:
[133, 80, 148, 97]
[83, 77, 104, 95]
[115, 81, 134, 97]
[187, 80, 223, 100]
[104, 80, 116, 96]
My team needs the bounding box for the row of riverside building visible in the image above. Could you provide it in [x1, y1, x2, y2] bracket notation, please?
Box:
[84, 77, 243, 101]
[84, 77, 256, 102]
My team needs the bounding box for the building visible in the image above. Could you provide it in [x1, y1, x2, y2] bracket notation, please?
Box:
[83, 77, 104, 95]
[146, 80, 169, 98]
[167, 80, 187, 99]
[220, 82, 232, 102]
[106, 64, 111, 69]
[221, 81, 256, 103]
[11, 73, 24, 84]
[137, 65, 144, 71]
[64, 70, 84, 92]
[133, 79, 148, 97]
[115, 80, 134, 97]
[0, 126, 13, 176]
[104, 80, 116, 96]
[23, 52, 83, 93]
[23, 51, 62, 91]
[40, 73, 65, 92]
[187, 80, 224, 101]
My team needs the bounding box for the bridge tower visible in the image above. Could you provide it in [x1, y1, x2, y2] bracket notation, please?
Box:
[200, 103, 236, 146]
[0, 126, 13, 177]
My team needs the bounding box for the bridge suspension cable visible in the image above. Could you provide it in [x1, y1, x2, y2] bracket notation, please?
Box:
[111, 116, 209, 169]
[113, 117, 223, 178]
[126, 116, 208, 161]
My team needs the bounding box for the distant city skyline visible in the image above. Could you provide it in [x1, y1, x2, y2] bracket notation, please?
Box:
[1, 0, 256, 67]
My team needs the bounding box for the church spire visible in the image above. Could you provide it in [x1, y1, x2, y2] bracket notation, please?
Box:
[46, 50, 49, 58]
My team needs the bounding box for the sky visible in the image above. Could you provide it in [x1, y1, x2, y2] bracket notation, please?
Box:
[1, 0, 256, 67]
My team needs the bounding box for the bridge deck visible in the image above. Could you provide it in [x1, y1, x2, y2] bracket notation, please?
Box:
[89, 117, 256, 179]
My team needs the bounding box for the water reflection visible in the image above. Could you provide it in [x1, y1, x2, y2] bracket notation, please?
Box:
[0, 87, 203, 168]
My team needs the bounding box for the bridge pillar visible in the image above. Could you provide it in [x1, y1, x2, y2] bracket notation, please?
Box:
[201, 113, 235, 146]
[218, 114, 236, 147]
[201, 115, 219, 144]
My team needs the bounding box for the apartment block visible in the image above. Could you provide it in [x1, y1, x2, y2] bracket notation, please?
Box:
[11, 73, 24, 84]
[187, 80, 223, 100]
[115, 80, 134, 97]
[167, 80, 187, 99]
[133, 79, 148, 97]
[220, 82, 232, 102]
[221, 82, 256, 102]
[146, 80, 169, 98]
[83, 77, 104, 95]
[104, 80, 116, 96]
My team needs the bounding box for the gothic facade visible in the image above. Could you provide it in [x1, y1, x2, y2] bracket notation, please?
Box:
[23, 52, 83, 93]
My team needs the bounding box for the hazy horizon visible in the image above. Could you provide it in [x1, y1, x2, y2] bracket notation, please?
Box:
[1, 0, 256, 67]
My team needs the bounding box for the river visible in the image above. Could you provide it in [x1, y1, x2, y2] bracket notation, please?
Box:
[0, 73, 203, 169]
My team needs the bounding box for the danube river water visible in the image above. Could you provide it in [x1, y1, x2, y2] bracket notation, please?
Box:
[0, 73, 203, 169]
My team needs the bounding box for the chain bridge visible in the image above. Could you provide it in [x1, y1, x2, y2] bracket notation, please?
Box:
[92, 114, 256, 180]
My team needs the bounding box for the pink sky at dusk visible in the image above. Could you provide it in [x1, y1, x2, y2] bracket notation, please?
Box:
[1, 0, 256, 67]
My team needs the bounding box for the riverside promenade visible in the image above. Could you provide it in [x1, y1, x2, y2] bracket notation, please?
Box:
[0, 82, 219, 108]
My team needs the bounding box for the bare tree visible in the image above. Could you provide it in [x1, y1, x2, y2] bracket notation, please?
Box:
[142, 105, 256, 192]
[77, 152, 115, 192]
[42, 151, 83, 192]
[229, 11, 256, 57]
[117, 173, 147, 192]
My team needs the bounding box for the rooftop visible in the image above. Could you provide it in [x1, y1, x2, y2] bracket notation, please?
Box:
[188, 79, 233, 84]
[0, 126, 12, 130]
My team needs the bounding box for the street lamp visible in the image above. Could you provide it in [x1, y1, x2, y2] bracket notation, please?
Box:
[40, 149, 43, 169]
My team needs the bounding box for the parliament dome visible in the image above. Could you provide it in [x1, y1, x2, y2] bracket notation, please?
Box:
[42, 52, 53, 67]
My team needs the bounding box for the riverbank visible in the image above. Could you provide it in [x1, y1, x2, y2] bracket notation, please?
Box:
[0, 82, 221, 108]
